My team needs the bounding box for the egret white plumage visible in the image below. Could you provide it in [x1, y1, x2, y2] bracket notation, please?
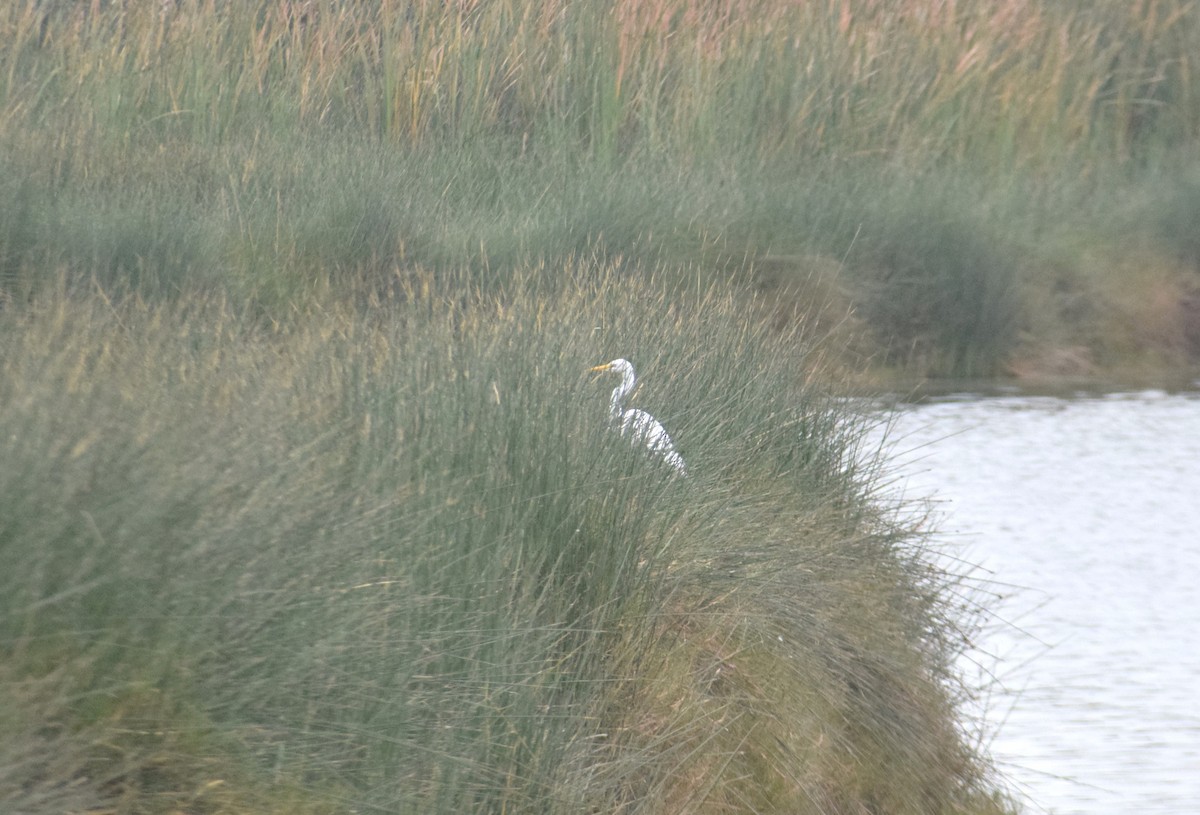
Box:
[589, 358, 687, 475]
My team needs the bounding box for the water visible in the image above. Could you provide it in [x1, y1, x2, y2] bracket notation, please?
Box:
[878, 389, 1200, 814]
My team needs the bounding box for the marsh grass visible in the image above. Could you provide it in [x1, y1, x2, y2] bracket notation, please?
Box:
[2, 1, 1199, 374]
[1, 265, 1007, 813]
[2, 0, 1196, 809]
[846, 182, 1023, 378]
[1143, 172, 1200, 273]
[12, 0, 1186, 159]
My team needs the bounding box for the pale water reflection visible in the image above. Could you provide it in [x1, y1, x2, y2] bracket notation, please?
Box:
[879, 390, 1200, 815]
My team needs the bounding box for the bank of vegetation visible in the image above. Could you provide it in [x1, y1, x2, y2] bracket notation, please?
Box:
[2, 1, 1196, 812]
[2, 271, 1009, 813]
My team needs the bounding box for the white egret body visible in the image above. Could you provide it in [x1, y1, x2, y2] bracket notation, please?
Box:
[589, 358, 687, 476]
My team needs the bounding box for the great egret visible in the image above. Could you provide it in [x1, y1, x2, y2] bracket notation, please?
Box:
[589, 358, 687, 475]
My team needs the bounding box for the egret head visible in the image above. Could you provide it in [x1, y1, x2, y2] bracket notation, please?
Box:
[589, 358, 633, 377]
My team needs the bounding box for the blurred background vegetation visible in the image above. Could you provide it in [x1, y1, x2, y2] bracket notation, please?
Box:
[2, 1, 1197, 812]
[2, 0, 1198, 378]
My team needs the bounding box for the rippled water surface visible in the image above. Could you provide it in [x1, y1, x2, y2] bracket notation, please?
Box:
[880, 390, 1200, 814]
